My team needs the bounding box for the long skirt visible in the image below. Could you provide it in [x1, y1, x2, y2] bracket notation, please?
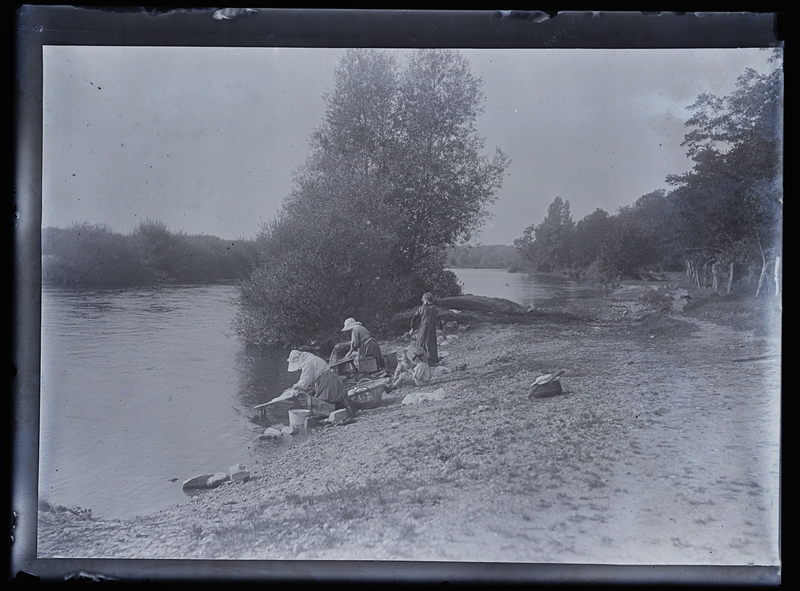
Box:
[416, 329, 439, 365]
[360, 338, 384, 367]
[314, 369, 347, 404]
[329, 339, 384, 368]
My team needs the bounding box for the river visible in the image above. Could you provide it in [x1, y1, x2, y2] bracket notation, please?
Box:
[453, 267, 604, 307]
[38, 269, 600, 520]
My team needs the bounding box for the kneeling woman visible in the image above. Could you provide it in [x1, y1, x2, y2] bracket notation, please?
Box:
[287, 350, 357, 417]
[329, 317, 384, 369]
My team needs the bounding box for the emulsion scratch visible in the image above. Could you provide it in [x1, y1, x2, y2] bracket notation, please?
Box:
[213, 8, 259, 21]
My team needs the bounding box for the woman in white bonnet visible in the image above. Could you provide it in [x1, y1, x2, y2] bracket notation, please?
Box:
[329, 317, 384, 369]
[287, 349, 356, 417]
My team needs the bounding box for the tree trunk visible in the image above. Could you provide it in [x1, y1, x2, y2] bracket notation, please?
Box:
[711, 262, 720, 292]
[686, 260, 702, 289]
[727, 262, 734, 294]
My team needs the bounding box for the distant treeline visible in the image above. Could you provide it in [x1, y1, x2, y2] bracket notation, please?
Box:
[42, 220, 259, 287]
[512, 60, 782, 297]
[446, 244, 520, 270]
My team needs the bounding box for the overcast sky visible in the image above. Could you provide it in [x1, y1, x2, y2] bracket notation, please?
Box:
[42, 46, 777, 245]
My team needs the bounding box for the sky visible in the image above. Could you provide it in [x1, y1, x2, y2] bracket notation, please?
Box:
[42, 45, 778, 245]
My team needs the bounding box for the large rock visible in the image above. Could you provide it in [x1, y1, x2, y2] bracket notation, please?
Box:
[437, 295, 527, 315]
[182, 474, 214, 490]
[206, 472, 230, 488]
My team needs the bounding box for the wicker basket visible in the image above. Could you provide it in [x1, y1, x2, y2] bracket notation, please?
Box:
[347, 378, 389, 410]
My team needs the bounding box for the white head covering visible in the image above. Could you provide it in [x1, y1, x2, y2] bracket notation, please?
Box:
[287, 350, 302, 372]
[342, 317, 361, 332]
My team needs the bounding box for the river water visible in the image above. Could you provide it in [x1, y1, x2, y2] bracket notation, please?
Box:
[453, 267, 604, 307]
[38, 269, 599, 520]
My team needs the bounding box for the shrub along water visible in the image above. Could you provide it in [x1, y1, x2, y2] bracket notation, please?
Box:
[42, 221, 259, 287]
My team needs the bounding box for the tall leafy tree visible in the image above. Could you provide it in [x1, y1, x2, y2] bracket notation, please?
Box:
[572, 208, 611, 268]
[390, 50, 510, 274]
[514, 196, 575, 272]
[667, 56, 783, 283]
[597, 213, 652, 279]
[235, 49, 510, 346]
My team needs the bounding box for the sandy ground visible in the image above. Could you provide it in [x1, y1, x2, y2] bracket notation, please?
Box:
[34, 278, 781, 576]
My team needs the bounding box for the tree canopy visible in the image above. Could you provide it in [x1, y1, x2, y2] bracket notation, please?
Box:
[235, 49, 510, 347]
[512, 54, 782, 291]
[514, 197, 574, 272]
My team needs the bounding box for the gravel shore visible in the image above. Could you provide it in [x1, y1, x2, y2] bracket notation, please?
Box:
[32, 277, 781, 580]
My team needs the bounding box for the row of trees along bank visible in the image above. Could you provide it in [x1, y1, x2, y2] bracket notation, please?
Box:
[42, 220, 259, 287]
[513, 56, 782, 300]
[447, 244, 521, 270]
[234, 49, 510, 348]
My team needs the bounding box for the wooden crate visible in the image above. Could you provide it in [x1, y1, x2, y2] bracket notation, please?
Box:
[355, 356, 378, 373]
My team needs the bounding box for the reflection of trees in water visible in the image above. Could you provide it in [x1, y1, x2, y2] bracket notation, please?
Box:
[234, 346, 294, 407]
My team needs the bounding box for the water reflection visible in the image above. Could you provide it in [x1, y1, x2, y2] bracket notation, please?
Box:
[453, 268, 604, 308]
[234, 346, 296, 423]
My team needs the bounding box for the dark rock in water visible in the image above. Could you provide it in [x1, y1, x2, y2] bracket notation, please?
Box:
[182, 474, 214, 490]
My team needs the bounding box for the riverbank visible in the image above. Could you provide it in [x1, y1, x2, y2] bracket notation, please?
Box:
[36, 276, 781, 573]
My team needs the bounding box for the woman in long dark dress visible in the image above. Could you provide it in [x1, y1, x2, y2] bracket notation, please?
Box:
[410, 292, 446, 365]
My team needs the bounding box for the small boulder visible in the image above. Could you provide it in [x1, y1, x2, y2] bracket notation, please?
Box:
[470, 405, 491, 414]
[182, 474, 214, 490]
[229, 463, 249, 483]
[329, 409, 348, 424]
[206, 472, 230, 488]
[402, 388, 446, 405]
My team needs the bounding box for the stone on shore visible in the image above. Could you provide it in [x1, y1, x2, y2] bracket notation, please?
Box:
[229, 463, 250, 483]
[329, 409, 348, 424]
[401, 388, 446, 405]
[206, 472, 230, 488]
[182, 474, 214, 490]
